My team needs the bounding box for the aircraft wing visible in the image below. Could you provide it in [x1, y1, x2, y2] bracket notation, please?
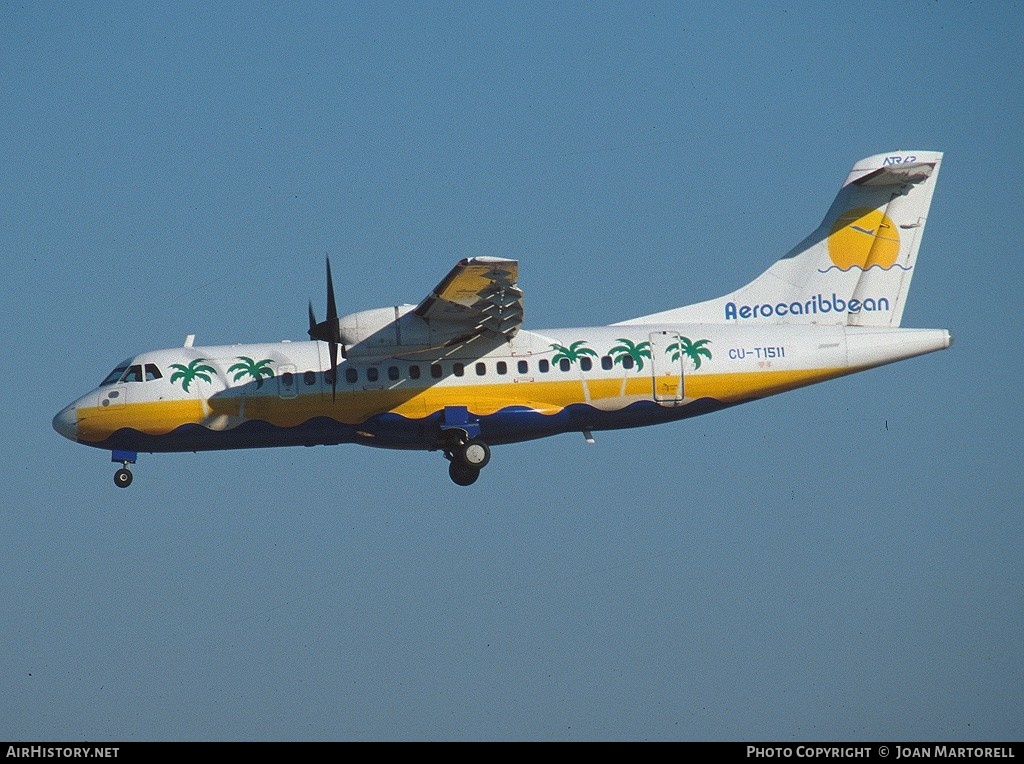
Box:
[414, 257, 523, 341]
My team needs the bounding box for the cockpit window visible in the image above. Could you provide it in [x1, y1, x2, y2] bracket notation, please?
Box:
[101, 359, 165, 386]
[100, 364, 130, 386]
[121, 365, 144, 383]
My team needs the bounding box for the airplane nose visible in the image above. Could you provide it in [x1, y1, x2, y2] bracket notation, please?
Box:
[52, 404, 77, 441]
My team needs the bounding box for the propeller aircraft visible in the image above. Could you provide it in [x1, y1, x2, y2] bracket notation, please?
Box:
[53, 150, 951, 487]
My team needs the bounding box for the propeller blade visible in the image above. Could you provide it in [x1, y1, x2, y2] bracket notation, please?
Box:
[306, 257, 343, 400]
[329, 339, 339, 401]
[325, 257, 338, 325]
[325, 257, 340, 401]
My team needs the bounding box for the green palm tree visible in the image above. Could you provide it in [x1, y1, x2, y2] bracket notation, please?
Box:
[667, 337, 713, 369]
[609, 338, 651, 397]
[550, 341, 599, 402]
[609, 338, 651, 371]
[228, 356, 275, 389]
[169, 359, 216, 392]
[550, 341, 598, 366]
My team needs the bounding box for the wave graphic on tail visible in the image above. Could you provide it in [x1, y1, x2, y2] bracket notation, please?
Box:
[817, 263, 914, 274]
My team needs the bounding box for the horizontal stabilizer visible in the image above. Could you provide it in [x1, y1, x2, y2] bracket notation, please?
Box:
[854, 160, 936, 187]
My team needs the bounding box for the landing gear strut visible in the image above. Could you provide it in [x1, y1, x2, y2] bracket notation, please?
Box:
[111, 450, 137, 489]
[443, 435, 491, 486]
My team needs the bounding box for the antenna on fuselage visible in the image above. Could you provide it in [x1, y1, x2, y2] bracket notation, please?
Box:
[184, 334, 195, 348]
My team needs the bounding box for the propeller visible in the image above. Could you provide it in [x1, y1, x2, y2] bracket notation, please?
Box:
[307, 257, 343, 400]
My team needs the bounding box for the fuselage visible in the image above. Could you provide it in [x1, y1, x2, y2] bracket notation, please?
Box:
[52, 150, 951, 488]
[52, 323, 951, 456]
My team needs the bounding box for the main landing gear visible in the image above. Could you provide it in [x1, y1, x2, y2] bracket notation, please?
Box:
[443, 436, 491, 486]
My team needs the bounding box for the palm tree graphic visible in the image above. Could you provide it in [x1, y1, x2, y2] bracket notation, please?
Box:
[667, 337, 712, 369]
[228, 356, 275, 389]
[550, 341, 598, 366]
[169, 359, 216, 392]
[550, 341, 599, 402]
[609, 338, 651, 396]
[609, 338, 651, 371]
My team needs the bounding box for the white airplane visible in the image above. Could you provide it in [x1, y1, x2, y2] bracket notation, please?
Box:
[54, 150, 950, 487]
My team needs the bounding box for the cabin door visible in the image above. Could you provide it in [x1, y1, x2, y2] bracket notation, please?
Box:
[648, 331, 684, 405]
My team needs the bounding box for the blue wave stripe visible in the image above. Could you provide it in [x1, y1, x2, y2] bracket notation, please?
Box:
[86, 399, 730, 453]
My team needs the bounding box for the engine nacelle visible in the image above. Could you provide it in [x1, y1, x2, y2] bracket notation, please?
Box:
[338, 305, 431, 352]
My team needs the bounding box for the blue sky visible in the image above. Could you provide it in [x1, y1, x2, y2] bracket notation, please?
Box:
[2, 1, 1022, 741]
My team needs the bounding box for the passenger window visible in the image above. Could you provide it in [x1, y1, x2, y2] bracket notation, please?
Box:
[496, 361, 507, 375]
[367, 367, 379, 382]
[345, 367, 357, 384]
[579, 357, 592, 372]
[324, 369, 336, 385]
[304, 370, 316, 385]
[539, 359, 549, 373]
[476, 362, 486, 376]
[601, 356, 613, 370]
[282, 372, 294, 386]
[453, 363, 464, 377]
[559, 359, 570, 372]
[388, 366, 399, 381]
[518, 360, 528, 374]
[430, 364, 442, 379]
[622, 356, 634, 369]
[409, 364, 421, 380]
[144, 364, 163, 381]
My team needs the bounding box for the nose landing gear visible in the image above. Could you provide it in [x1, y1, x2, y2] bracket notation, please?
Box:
[111, 450, 137, 489]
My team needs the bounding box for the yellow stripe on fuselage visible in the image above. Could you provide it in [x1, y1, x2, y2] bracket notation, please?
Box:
[75, 366, 852, 443]
[78, 398, 205, 441]
[688, 366, 853, 400]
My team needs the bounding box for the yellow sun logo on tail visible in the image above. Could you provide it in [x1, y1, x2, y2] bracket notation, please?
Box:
[827, 207, 901, 270]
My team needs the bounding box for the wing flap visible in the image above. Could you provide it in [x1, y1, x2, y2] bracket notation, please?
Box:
[415, 257, 523, 341]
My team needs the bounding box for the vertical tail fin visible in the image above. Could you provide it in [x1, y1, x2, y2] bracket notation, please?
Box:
[618, 151, 943, 327]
